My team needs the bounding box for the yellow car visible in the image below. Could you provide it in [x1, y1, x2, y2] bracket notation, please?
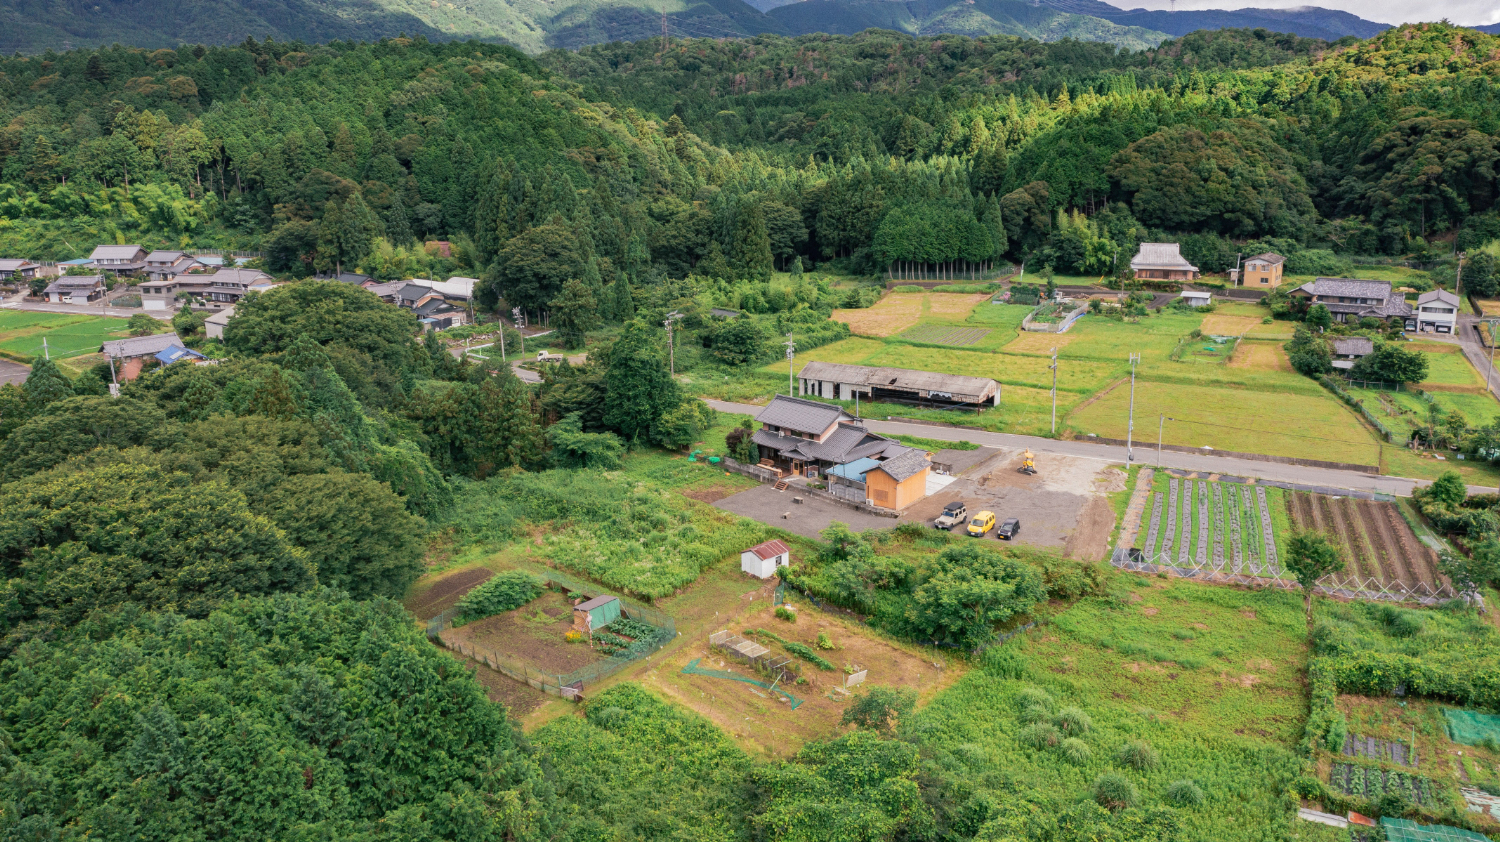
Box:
[967, 510, 996, 537]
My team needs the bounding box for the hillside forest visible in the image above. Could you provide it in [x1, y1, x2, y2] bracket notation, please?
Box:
[1, 22, 1500, 842]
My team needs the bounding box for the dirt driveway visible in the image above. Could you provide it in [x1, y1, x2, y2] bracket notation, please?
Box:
[900, 449, 1123, 560]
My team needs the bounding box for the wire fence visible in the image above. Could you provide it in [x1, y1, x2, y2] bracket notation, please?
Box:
[1108, 548, 1453, 606]
[427, 568, 676, 700]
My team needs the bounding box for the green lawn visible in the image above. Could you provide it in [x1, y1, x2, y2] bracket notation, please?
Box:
[0, 310, 131, 363]
[1405, 342, 1488, 389]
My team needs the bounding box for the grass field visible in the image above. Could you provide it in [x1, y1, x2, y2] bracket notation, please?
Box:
[1069, 380, 1380, 466]
[912, 577, 1340, 842]
[0, 310, 131, 363]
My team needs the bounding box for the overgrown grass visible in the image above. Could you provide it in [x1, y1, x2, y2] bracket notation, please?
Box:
[908, 577, 1322, 842]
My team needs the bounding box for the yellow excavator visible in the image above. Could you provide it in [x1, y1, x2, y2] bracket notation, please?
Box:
[1018, 449, 1037, 476]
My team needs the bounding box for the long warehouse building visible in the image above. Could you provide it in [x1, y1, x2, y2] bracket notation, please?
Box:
[797, 361, 1000, 408]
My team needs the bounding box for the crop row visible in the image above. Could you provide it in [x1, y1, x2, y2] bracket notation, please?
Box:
[1141, 478, 1280, 576]
[1328, 762, 1433, 805]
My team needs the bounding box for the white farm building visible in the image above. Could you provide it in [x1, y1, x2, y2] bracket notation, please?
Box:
[740, 540, 791, 579]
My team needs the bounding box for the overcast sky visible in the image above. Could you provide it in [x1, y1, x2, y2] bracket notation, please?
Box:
[1100, 1, 1500, 26]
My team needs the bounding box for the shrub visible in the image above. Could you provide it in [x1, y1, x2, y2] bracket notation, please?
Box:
[1115, 740, 1160, 771]
[1020, 722, 1061, 750]
[455, 571, 543, 623]
[782, 641, 834, 670]
[981, 646, 1027, 680]
[1091, 773, 1138, 811]
[815, 632, 835, 650]
[1165, 780, 1205, 807]
[841, 686, 916, 735]
[774, 605, 796, 622]
[1325, 713, 1348, 754]
[1060, 738, 1092, 766]
[1053, 707, 1093, 735]
[1015, 686, 1054, 711]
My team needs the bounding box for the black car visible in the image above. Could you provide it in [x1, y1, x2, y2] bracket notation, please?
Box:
[996, 518, 1021, 540]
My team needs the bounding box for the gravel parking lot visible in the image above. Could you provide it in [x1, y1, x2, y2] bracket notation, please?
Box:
[713, 484, 897, 539]
[900, 449, 1122, 560]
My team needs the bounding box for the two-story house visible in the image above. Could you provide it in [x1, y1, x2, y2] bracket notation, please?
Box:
[203, 268, 275, 307]
[1240, 253, 1286, 288]
[1129, 243, 1200, 281]
[88, 245, 148, 277]
[1289, 278, 1413, 325]
[142, 251, 202, 283]
[0, 259, 41, 284]
[1413, 290, 1459, 334]
[751, 395, 909, 477]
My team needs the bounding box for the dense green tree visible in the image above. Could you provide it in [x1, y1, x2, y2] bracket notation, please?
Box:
[1284, 530, 1344, 633]
[0, 396, 177, 480]
[550, 278, 602, 349]
[19, 354, 73, 411]
[493, 219, 591, 313]
[756, 731, 931, 842]
[1284, 326, 1332, 377]
[0, 463, 313, 634]
[1350, 343, 1429, 384]
[905, 543, 1046, 649]
[547, 413, 624, 469]
[841, 686, 917, 735]
[709, 316, 767, 366]
[259, 470, 424, 599]
[603, 321, 680, 443]
[126, 313, 162, 336]
[0, 591, 555, 840]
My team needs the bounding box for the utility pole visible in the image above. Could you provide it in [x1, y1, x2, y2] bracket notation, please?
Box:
[784, 332, 796, 396]
[661, 12, 669, 52]
[1456, 252, 1467, 302]
[42, 336, 48, 360]
[1157, 416, 1168, 467]
[665, 310, 682, 375]
[1486, 319, 1498, 393]
[1232, 252, 1242, 288]
[1049, 347, 1058, 435]
[1126, 353, 1139, 462]
[498, 322, 506, 362]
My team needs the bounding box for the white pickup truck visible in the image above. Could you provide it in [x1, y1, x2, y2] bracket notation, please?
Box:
[933, 501, 967, 530]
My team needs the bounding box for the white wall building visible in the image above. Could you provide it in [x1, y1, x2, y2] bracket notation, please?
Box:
[740, 540, 790, 579]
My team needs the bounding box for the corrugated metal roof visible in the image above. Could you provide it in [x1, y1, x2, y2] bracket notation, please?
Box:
[574, 595, 618, 612]
[754, 394, 852, 434]
[827, 457, 881, 481]
[746, 539, 790, 560]
[102, 332, 184, 358]
[871, 447, 930, 482]
[1129, 243, 1198, 271]
[799, 361, 998, 401]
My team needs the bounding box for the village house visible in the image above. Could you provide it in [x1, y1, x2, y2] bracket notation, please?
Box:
[1239, 253, 1286, 287]
[797, 361, 1000, 408]
[142, 251, 202, 282]
[88, 245, 148, 277]
[1413, 289, 1459, 334]
[203, 268, 275, 307]
[0, 259, 41, 284]
[1330, 337, 1374, 371]
[1129, 243, 1200, 281]
[43, 275, 105, 304]
[751, 394, 933, 508]
[204, 306, 235, 340]
[1289, 278, 1413, 325]
[101, 332, 186, 380]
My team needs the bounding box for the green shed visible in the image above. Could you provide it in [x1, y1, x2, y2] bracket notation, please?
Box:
[573, 595, 621, 633]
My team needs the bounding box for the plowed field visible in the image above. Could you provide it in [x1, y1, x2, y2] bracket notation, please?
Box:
[1286, 492, 1446, 596]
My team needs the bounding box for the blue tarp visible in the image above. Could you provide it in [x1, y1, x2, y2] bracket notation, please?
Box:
[155, 345, 205, 364]
[827, 457, 881, 482]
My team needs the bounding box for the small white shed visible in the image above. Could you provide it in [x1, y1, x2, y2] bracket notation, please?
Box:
[1178, 290, 1212, 307]
[740, 539, 791, 579]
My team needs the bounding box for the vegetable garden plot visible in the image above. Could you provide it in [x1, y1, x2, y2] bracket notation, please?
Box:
[1343, 733, 1417, 767]
[1287, 492, 1450, 598]
[898, 325, 992, 346]
[1196, 481, 1210, 566]
[1329, 762, 1435, 805]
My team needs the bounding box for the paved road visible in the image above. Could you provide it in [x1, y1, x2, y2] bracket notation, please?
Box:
[0, 359, 28, 386]
[1, 296, 145, 319]
[705, 399, 1492, 497]
[1452, 315, 1500, 401]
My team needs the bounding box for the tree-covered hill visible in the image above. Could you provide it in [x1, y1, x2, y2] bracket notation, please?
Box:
[766, 0, 1170, 50]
